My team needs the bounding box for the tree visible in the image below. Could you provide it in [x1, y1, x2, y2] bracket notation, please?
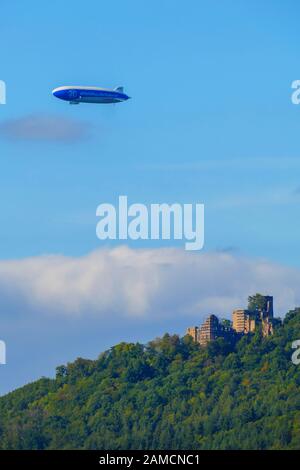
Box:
[248, 293, 267, 312]
[0, 309, 299, 450]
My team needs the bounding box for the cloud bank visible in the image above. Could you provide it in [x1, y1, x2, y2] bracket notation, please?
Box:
[0, 247, 299, 320]
[0, 114, 89, 142]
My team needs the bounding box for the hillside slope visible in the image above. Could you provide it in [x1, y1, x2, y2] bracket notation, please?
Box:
[0, 310, 300, 450]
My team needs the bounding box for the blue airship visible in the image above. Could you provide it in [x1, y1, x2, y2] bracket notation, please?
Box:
[52, 85, 130, 105]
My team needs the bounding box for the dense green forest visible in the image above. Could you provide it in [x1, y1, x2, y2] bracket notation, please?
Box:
[0, 308, 300, 450]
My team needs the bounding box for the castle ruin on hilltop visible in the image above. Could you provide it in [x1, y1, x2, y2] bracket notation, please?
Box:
[186, 295, 275, 346]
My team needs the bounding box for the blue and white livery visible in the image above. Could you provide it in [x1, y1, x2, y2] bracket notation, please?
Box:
[52, 85, 130, 105]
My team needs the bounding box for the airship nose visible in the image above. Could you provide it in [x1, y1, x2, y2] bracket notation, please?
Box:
[52, 88, 65, 99]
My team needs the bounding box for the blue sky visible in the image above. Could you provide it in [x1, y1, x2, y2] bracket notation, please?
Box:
[1, 0, 300, 393]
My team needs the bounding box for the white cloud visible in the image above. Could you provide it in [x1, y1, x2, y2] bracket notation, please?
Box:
[211, 187, 300, 209]
[0, 114, 90, 142]
[0, 247, 299, 320]
[140, 157, 300, 173]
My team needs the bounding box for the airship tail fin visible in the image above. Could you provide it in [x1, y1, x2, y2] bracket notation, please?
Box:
[114, 86, 124, 93]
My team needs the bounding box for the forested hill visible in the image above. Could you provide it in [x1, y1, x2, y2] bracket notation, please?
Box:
[0, 309, 300, 450]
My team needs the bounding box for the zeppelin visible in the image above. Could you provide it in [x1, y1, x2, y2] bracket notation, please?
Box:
[52, 85, 131, 105]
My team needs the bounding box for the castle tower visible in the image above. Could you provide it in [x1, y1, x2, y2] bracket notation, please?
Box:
[232, 309, 247, 333]
[232, 309, 255, 334]
[186, 326, 199, 342]
[264, 296, 273, 319]
[199, 314, 221, 346]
